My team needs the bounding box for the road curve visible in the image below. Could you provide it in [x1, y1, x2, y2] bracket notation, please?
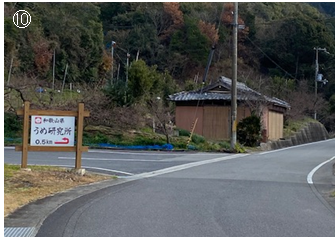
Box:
[36, 139, 335, 237]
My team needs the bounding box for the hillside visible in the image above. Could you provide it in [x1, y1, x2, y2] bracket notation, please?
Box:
[4, 2, 335, 134]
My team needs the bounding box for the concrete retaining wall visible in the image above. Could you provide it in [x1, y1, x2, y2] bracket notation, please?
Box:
[261, 122, 330, 151]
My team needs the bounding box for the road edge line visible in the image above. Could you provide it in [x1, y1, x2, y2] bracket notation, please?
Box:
[307, 156, 335, 184]
[307, 156, 335, 216]
[260, 138, 334, 155]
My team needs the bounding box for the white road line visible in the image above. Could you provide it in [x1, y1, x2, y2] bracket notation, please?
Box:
[88, 150, 176, 156]
[4, 147, 15, 149]
[81, 166, 134, 176]
[58, 157, 170, 162]
[307, 156, 335, 184]
[129, 153, 249, 179]
[260, 139, 334, 155]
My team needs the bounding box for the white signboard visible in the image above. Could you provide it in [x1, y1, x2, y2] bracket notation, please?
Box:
[30, 116, 75, 146]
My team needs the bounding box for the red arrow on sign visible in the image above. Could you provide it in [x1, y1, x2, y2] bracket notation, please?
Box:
[55, 137, 69, 145]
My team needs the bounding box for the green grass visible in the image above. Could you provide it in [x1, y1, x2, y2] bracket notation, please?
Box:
[140, 127, 154, 133]
[4, 164, 21, 179]
[82, 125, 232, 152]
[5, 118, 237, 153]
[331, 190, 335, 197]
[234, 142, 246, 153]
[4, 122, 240, 152]
[28, 165, 65, 172]
[83, 126, 170, 147]
[283, 117, 316, 138]
[4, 164, 67, 179]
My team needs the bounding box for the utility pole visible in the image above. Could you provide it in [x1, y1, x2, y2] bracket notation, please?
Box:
[313, 47, 328, 120]
[117, 63, 120, 82]
[136, 50, 140, 61]
[124, 52, 130, 105]
[230, 2, 238, 149]
[126, 52, 130, 87]
[7, 57, 13, 86]
[314, 47, 319, 120]
[61, 63, 68, 93]
[111, 41, 116, 84]
[52, 49, 55, 90]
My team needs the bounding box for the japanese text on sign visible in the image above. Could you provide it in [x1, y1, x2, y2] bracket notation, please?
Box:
[30, 116, 75, 146]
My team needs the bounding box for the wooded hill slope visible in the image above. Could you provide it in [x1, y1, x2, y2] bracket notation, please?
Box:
[4, 2, 335, 133]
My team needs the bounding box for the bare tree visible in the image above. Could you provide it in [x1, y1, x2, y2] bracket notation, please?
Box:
[287, 80, 327, 120]
[147, 98, 174, 144]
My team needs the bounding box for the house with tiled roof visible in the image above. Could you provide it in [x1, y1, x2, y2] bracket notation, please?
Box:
[169, 76, 290, 141]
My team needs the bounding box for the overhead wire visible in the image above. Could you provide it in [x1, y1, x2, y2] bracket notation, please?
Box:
[245, 35, 297, 80]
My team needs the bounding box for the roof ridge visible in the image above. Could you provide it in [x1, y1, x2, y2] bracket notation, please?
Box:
[168, 75, 290, 109]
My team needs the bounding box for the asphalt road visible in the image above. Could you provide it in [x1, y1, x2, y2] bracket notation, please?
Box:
[4, 148, 228, 176]
[27, 139, 335, 237]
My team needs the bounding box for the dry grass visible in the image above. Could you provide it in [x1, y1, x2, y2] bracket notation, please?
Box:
[4, 164, 113, 217]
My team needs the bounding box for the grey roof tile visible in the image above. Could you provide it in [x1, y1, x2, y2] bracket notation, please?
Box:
[169, 76, 290, 109]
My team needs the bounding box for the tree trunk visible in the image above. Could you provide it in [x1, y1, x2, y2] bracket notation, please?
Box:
[162, 123, 170, 144]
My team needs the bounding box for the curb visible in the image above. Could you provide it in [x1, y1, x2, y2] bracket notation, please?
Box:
[4, 178, 126, 237]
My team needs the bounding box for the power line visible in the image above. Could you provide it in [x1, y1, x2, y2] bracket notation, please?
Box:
[245, 36, 297, 80]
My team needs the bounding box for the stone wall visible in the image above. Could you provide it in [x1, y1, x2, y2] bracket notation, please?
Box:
[261, 122, 330, 151]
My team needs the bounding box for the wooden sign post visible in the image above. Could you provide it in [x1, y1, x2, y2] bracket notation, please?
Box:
[16, 101, 90, 170]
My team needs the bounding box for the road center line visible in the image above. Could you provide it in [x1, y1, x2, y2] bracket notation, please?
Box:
[58, 157, 170, 162]
[307, 156, 335, 184]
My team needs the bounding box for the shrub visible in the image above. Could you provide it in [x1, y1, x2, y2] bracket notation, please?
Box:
[219, 141, 231, 150]
[4, 112, 22, 138]
[234, 142, 246, 153]
[191, 134, 206, 144]
[103, 81, 134, 107]
[237, 114, 261, 147]
[83, 132, 110, 144]
[176, 129, 205, 144]
[134, 136, 165, 146]
[178, 128, 190, 137]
